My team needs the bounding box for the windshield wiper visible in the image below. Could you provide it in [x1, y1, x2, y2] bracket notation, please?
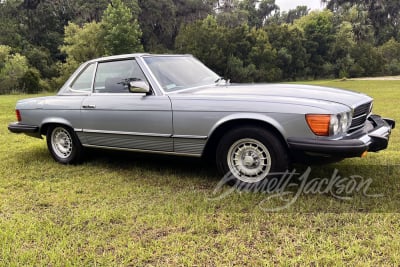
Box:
[214, 77, 222, 83]
[215, 77, 230, 86]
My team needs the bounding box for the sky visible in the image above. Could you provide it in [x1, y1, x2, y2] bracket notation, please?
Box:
[275, 0, 325, 12]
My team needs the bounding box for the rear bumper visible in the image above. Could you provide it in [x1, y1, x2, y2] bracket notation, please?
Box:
[288, 115, 395, 158]
[8, 122, 41, 138]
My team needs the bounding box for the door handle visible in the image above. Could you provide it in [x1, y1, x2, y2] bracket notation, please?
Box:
[82, 104, 96, 109]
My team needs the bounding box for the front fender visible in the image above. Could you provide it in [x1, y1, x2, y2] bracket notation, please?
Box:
[208, 113, 288, 140]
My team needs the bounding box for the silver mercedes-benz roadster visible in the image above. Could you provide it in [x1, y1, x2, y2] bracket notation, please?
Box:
[8, 54, 395, 185]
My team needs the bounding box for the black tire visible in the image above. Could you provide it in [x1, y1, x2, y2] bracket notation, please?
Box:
[216, 126, 288, 187]
[46, 125, 84, 164]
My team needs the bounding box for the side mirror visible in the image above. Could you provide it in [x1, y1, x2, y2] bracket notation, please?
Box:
[128, 81, 150, 94]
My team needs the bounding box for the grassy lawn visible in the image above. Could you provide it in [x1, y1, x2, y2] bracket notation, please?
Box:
[0, 80, 399, 265]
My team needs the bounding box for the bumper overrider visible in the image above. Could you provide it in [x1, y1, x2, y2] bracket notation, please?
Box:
[288, 115, 395, 158]
[8, 122, 41, 138]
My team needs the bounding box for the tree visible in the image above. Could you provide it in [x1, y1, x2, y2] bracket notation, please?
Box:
[54, 21, 105, 89]
[70, 0, 141, 24]
[238, 0, 279, 28]
[176, 15, 280, 82]
[216, 8, 249, 27]
[19, 69, 41, 93]
[265, 24, 308, 79]
[0, 0, 25, 50]
[175, 15, 227, 75]
[56, 1, 143, 88]
[245, 28, 279, 81]
[0, 45, 30, 94]
[283, 6, 309, 24]
[61, 0, 143, 63]
[174, 0, 213, 25]
[293, 10, 335, 78]
[61, 22, 105, 65]
[322, 0, 400, 44]
[343, 5, 374, 43]
[24, 46, 58, 79]
[138, 0, 177, 51]
[350, 43, 384, 77]
[379, 38, 400, 75]
[332, 21, 356, 77]
[102, 0, 143, 55]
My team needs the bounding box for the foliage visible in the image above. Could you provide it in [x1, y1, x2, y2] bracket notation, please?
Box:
[102, 0, 143, 55]
[19, 69, 40, 94]
[0, 45, 30, 94]
[176, 16, 280, 82]
[175, 15, 227, 75]
[282, 6, 310, 24]
[293, 10, 335, 78]
[379, 38, 400, 75]
[238, 0, 279, 28]
[137, 0, 177, 51]
[55, 0, 143, 88]
[322, 0, 400, 44]
[265, 24, 308, 80]
[56, 22, 105, 89]
[61, 22, 105, 64]
[1, 0, 400, 93]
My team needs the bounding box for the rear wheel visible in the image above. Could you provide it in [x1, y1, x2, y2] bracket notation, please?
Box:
[46, 125, 83, 164]
[216, 126, 288, 186]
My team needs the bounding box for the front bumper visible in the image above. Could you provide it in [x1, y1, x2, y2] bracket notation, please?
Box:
[287, 115, 395, 158]
[8, 122, 41, 138]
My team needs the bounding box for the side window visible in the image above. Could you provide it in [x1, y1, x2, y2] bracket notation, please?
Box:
[94, 59, 147, 93]
[70, 63, 95, 92]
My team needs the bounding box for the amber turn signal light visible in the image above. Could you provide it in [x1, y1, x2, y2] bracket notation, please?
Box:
[306, 114, 330, 136]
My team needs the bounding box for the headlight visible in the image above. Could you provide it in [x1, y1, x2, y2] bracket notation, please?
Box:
[331, 112, 352, 135]
[340, 112, 352, 132]
[330, 114, 340, 135]
[306, 111, 352, 136]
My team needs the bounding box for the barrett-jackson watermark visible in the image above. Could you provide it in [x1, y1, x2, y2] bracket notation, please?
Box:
[208, 167, 383, 211]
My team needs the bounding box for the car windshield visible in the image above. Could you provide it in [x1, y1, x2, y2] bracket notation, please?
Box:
[143, 56, 220, 92]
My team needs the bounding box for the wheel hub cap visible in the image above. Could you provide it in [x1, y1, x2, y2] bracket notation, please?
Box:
[227, 138, 272, 183]
[243, 152, 259, 167]
[51, 127, 73, 159]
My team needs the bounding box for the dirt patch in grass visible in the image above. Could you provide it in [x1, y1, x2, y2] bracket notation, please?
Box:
[351, 75, 400, 80]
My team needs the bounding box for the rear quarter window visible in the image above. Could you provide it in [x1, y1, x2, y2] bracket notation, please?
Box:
[69, 63, 96, 93]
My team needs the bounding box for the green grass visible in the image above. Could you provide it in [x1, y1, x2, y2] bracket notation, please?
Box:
[0, 80, 399, 265]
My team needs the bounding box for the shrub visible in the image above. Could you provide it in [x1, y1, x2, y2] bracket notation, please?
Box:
[19, 69, 40, 93]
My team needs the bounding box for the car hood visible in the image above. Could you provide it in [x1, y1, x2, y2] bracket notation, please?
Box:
[172, 83, 372, 109]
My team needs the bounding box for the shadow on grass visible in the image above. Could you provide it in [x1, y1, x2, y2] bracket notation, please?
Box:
[17, 146, 400, 212]
[84, 148, 220, 180]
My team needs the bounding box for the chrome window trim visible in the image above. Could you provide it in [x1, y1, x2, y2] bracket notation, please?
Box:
[90, 62, 98, 94]
[65, 62, 97, 94]
[89, 57, 156, 96]
[172, 134, 208, 140]
[138, 54, 220, 95]
[90, 93, 148, 97]
[83, 129, 171, 138]
[135, 56, 165, 96]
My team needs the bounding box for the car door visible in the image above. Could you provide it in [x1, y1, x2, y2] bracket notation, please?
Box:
[80, 58, 173, 152]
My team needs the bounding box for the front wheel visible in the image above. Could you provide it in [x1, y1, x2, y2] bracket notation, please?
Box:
[46, 125, 83, 164]
[216, 126, 288, 186]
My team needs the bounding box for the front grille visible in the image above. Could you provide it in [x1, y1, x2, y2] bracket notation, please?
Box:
[348, 102, 372, 133]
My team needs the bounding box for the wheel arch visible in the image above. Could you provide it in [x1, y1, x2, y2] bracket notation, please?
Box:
[40, 118, 74, 136]
[202, 114, 288, 161]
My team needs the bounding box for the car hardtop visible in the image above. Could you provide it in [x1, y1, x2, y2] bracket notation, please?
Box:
[85, 53, 195, 64]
